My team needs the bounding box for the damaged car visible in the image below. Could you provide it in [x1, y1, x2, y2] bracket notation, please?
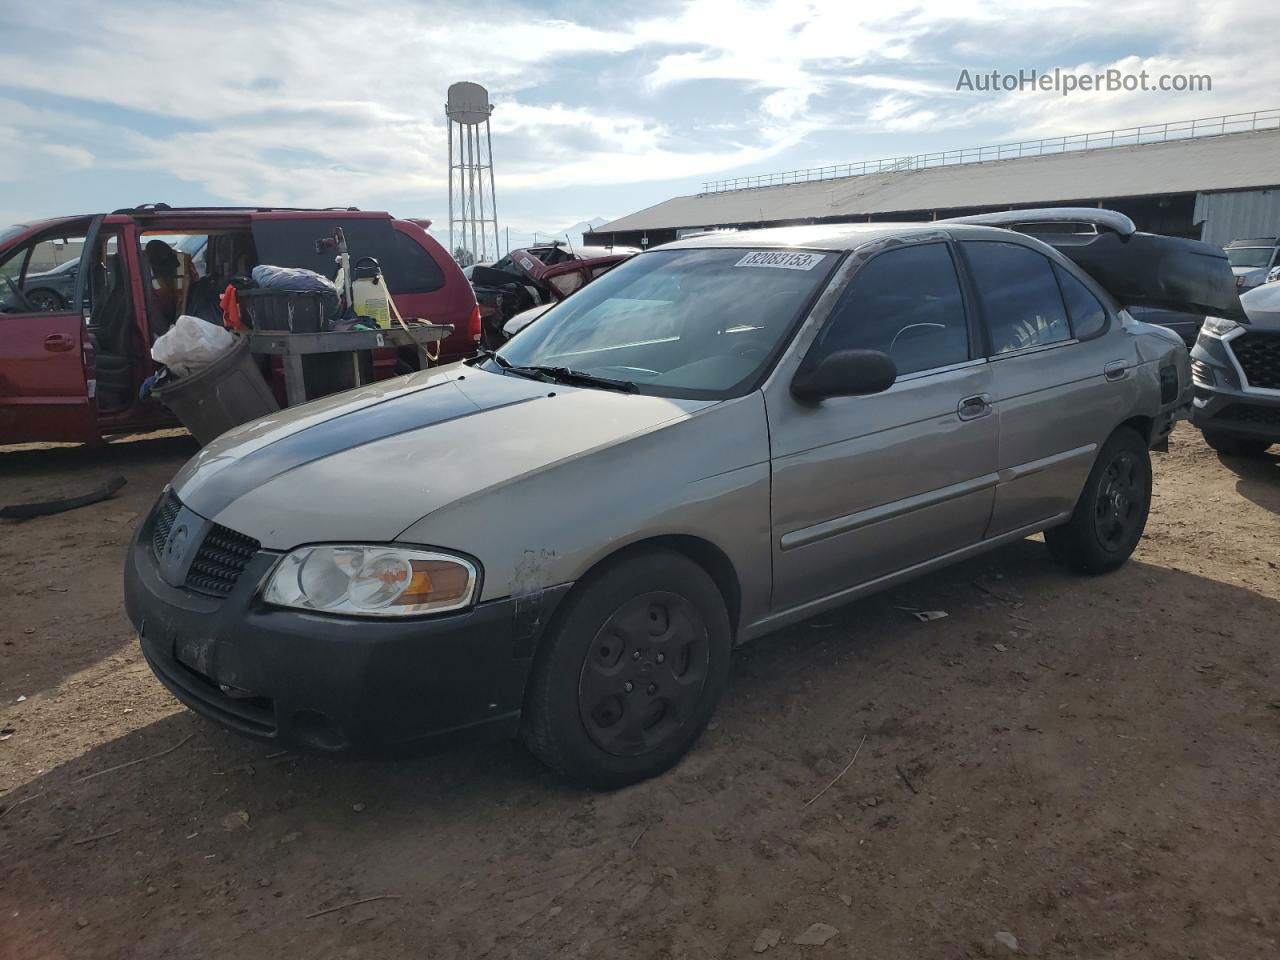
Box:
[469, 242, 637, 347]
[127, 210, 1230, 789]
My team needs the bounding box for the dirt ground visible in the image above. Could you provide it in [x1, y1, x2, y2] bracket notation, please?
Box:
[0, 425, 1277, 960]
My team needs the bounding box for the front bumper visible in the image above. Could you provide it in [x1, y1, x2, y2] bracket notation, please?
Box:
[125, 497, 571, 752]
[1189, 331, 1280, 442]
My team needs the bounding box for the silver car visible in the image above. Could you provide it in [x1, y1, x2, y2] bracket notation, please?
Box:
[127, 212, 1228, 788]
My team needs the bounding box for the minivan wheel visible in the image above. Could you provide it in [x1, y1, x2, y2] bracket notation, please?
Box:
[1045, 427, 1152, 575]
[1202, 431, 1272, 457]
[523, 549, 731, 789]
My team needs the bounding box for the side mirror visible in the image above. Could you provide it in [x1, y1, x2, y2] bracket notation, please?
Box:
[791, 349, 897, 402]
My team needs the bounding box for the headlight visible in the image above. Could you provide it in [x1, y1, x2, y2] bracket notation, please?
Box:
[263, 545, 478, 617]
[1201, 316, 1240, 337]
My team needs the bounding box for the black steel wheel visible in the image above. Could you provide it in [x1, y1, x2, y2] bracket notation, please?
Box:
[523, 549, 731, 789]
[1046, 426, 1152, 575]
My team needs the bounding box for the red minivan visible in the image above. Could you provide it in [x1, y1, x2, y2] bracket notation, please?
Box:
[0, 205, 480, 445]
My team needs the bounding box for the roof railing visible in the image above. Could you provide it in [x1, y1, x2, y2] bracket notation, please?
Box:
[700, 108, 1280, 194]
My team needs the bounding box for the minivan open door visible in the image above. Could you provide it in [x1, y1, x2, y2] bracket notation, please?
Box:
[944, 208, 1247, 322]
[0, 216, 102, 444]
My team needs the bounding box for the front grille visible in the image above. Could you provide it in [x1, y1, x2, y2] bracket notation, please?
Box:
[1219, 404, 1280, 427]
[151, 490, 181, 558]
[1230, 332, 1280, 390]
[150, 491, 260, 598]
[186, 523, 260, 597]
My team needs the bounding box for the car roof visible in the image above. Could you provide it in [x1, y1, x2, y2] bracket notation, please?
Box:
[658, 221, 1025, 253]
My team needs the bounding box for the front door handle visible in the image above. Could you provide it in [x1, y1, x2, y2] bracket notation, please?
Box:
[1104, 360, 1130, 381]
[958, 394, 991, 420]
[44, 334, 74, 352]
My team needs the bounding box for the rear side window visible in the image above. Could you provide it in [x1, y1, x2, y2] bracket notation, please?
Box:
[251, 218, 443, 295]
[1053, 264, 1108, 339]
[815, 242, 969, 375]
[963, 241, 1070, 354]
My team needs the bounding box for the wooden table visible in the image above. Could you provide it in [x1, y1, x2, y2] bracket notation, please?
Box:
[247, 325, 454, 406]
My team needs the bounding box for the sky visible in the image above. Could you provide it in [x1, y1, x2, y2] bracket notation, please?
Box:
[1, 0, 1277, 257]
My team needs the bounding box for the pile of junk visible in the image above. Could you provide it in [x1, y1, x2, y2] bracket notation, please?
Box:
[469, 241, 638, 347]
[143, 227, 426, 444]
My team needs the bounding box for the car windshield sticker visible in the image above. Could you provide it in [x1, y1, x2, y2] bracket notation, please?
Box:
[734, 251, 826, 271]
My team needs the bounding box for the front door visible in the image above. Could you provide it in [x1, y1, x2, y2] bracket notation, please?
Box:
[768, 240, 999, 614]
[0, 217, 103, 444]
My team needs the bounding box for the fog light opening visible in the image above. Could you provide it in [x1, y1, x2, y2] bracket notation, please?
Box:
[291, 709, 348, 751]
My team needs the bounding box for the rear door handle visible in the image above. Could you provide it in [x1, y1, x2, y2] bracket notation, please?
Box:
[958, 394, 991, 420]
[1104, 360, 1129, 381]
[44, 334, 74, 352]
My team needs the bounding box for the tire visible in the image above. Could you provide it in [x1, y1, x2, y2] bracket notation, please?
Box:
[25, 288, 64, 312]
[1045, 427, 1152, 575]
[523, 549, 731, 789]
[1202, 431, 1273, 457]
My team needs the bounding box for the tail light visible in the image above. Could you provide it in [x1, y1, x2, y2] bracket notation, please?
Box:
[467, 303, 481, 343]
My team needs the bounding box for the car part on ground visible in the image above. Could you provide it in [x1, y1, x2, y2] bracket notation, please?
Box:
[1188, 282, 1280, 456]
[0, 474, 126, 519]
[127, 213, 1197, 787]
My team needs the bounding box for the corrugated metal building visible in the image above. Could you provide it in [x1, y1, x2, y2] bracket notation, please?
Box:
[587, 126, 1280, 250]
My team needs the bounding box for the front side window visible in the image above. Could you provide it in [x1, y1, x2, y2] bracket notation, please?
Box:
[0, 227, 95, 314]
[811, 242, 969, 376]
[495, 247, 836, 399]
[1053, 264, 1108, 340]
[963, 241, 1070, 354]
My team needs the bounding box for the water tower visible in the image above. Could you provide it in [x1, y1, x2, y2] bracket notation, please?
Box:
[446, 82, 500, 264]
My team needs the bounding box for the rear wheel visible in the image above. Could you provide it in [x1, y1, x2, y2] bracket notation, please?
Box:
[1046, 427, 1152, 575]
[1202, 431, 1273, 457]
[523, 549, 731, 789]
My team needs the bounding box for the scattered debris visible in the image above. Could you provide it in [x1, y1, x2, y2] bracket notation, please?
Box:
[352, 803, 366, 813]
[74, 734, 193, 784]
[913, 610, 949, 622]
[658, 866, 678, 882]
[993, 643, 1009, 652]
[895, 764, 919, 795]
[802, 734, 867, 809]
[839, 893, 852, 906]
[630, 824, 649, 849]
[305, 894, 403, 920]
[753, 927, 781, 953]
[0, 475, 126, 519]
[222, 810, 251, 831]
[264, 750, 290, 759]
[72, 828, 123, 846]
[794, 922, 839, 945]
[15, 695, 26, 703]
[994, 930, 1020, 951]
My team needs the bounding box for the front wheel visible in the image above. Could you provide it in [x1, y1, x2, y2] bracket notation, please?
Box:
[523, 549, 731, 789]
[1202, 431, 1273, 457]
[1046, 427, 1152, 575]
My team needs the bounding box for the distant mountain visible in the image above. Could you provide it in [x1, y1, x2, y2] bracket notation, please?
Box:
[560, 217, 609, 242]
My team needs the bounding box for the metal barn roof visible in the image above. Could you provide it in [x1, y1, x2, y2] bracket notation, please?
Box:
[596, 128, 1280, 234]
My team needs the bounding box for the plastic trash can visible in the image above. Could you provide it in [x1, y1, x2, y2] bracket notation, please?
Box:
[153, 335, 280, 445]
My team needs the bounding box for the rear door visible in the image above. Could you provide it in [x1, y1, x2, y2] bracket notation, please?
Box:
[958, 239, 1136, 537]
[0, 217, 102, 444]
[768, 240, 998, 613]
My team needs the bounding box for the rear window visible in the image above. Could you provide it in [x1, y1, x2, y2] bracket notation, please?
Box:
[251, 218, 444, 295]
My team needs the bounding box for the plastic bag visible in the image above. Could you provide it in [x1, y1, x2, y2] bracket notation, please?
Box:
[251, 264, 337, 294]
[151, 315, 237, 378]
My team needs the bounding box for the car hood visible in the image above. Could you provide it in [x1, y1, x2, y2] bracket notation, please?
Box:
[1241, 282, 1280, 329]
[172, 364, 712, 549]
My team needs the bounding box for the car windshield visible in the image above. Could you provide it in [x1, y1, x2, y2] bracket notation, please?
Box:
[1227, 247, 1273, 268]
[494, 247, 836, 399]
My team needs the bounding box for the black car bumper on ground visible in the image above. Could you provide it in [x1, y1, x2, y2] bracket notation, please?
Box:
[125, 494, 571, 752]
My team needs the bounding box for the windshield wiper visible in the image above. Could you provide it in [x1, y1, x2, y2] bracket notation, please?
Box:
[506, 365, 638, 393]
[466, 347, 511, 369]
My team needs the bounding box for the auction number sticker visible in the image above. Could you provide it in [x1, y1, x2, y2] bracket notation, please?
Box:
[734, 251, 825, 271]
